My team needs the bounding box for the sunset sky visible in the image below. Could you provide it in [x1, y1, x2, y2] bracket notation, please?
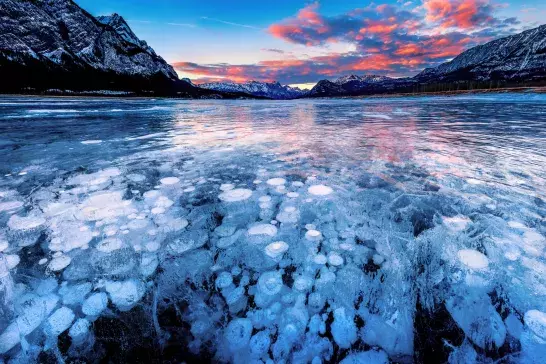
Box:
[76, 0, 545, 88]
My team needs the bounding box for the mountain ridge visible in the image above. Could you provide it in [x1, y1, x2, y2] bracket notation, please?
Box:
[0, 0, 251, 98]
[198, 80, 307, 99]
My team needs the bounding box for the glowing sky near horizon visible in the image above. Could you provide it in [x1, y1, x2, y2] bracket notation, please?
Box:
[75, 0, 545, 88]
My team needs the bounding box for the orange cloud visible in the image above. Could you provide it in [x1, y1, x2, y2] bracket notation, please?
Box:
[423, 0, 495, 29]
[268, 3, 329, 44]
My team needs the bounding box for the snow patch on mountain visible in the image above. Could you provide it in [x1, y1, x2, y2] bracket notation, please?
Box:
[199, 81, 307, 99]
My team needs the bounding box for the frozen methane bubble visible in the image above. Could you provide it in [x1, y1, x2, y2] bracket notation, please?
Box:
[219, 188, 253, 202]
[308, 185, 333, 196]
[5, 254, 20, 270]
[328, 252, 344, 266]
[7, 214, 46, 230]
[258, 271, 283, 296]
[458, 249, 489, 270]
[127, 173, 146, 182]
[446, 294, 506, 349]
[48, 255, 72, 272]
[220, 183, 235, 191]
[69, 318, 91, 343]
[331, 308, 358, 349]
[305, 230, 322, 241]
[82, 292, 108, 316]
[266, 178, 286, 186]
[96, 238, 124, 253]
[524, 310, 546, 340]
[105, 279, 146, 311]
[160, 177, 180, 185]
[248, 223, 278, 237]
[265, 241, 289, 259]
[250, 330, 271, 357]
[225, 318, 253, 351]
[44, 306, 75, 336]
[216, 272, 234, 289]
[0, 294, 59, 354]
[341, 350, 389, 364]
[0, 200, 23, 212]
[314, 254, 327, 265]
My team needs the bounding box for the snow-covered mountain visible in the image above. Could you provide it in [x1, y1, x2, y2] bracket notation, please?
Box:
[334, 74, 391, 85]
[0, 0, 227, 97]
[199, 81, 307, 99]
[308, 74, 415, 97]
[416, 24, 546, 82]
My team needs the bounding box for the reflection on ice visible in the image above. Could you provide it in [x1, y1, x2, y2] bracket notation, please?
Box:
[1, 95, 546, 362]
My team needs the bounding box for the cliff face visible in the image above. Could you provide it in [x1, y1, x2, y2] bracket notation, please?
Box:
[0, 0, 200, 95]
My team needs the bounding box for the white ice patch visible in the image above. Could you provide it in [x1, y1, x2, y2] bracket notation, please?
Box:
[328, 252, 344, 266]
[48, 255, 72, 272]
[0, 200, 23, 212]
[96, 238, 124, 253]
[219, 188, 252, 202]
[44, 306, 75, 336]
[443, 215, 472, 232]
[524, 310, 546, 340]
[248, 224, 277, 237]
[82, 293, 109, 316]
[105, 279, 145, 311]
[305, 230, 322, 241]
[7, 215, 46, 230]
[458, 249, 489, 270]
[220, 183, 235, 191]
[308, 185, 333, 196]
[160, 177, 180, 185]
[266, 178, 286, 186]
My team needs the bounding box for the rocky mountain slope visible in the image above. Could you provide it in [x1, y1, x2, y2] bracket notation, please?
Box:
[0, 0, 237, 97]
[199, 81, 307, 99]
[416, 24, 546, 83]
[308, 75, 416, 97]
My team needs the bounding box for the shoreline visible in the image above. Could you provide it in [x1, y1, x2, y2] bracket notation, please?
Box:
[1, 86, 546, 101]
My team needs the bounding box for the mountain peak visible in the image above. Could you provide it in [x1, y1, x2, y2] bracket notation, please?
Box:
[0, 0, 181, 90]
[334, 74, 391, 85]
[199, 80, 307, 99]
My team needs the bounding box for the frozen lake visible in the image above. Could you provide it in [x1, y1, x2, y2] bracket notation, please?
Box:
[1, 94, 546, 362]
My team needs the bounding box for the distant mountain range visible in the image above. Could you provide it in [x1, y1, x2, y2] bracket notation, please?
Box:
[0, 0, 545, 98]
[307, 24, 546, 97]
[0, 0, 248, 98]
[199, 81, 306, 99]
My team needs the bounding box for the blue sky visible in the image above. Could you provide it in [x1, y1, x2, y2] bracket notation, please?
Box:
[75, 0, 546, 88]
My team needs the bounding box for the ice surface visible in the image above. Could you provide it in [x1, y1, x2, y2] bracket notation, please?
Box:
[2, 95, 546, 362]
